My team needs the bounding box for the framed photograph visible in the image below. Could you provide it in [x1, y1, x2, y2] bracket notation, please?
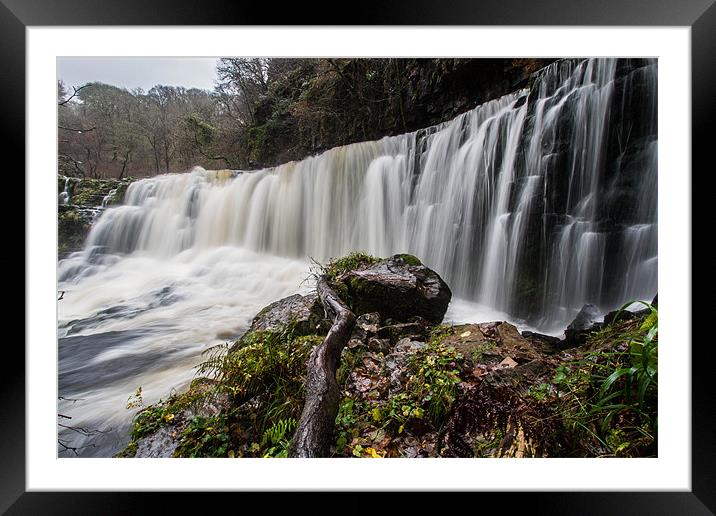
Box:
[8, 0, 713, 512]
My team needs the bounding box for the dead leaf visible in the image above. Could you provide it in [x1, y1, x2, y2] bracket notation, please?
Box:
[499, 357, 518, 368]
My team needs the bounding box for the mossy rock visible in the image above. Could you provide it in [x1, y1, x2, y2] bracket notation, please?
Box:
[58, 205, 91, 257]
[57, 174, 135, 207]
[334, 254, 452, 323]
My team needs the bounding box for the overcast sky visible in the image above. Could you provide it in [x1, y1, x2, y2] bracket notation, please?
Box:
[58, 57, 219, 92]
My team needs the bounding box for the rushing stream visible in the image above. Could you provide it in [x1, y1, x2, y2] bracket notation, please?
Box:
[58, 57, 657, 457]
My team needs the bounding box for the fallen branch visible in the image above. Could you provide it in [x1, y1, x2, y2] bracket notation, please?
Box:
[288, 277, 356, 457]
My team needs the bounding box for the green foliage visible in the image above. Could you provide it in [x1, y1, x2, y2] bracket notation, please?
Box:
[118, 321, 325, 458]
[260, 418, 297, 458]
[336, 346, 366, 387]
[322, 252, 381, 283]
[210, 324, 321, 440]
[527, 383, 552, 401]
[175, 413, 231, 458]
[332, 338, 465, 457]
[130, 402, 174, 441]
[427, 324, 455, 344]
[58, 206, 91, 256]
[547, 301, 658, 457]
[372, 341, 464, 433]
[184, 112, 216, 146]
[334, 398, 359, 454]
[246, 124, 269, 159]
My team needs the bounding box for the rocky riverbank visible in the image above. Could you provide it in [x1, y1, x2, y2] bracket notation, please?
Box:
[57, 175, 135, 257]
[117, 252, 657, 459]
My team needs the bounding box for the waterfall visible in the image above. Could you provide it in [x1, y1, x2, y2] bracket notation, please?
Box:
[58, 57, 657, 456]
[69, 58, 656, 332]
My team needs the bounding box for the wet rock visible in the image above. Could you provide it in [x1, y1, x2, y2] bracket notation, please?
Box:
[337, 254, 452, 323]
[394, 338, 426, 354]
[564, 303, 602, 346]
[521, 331, 566, 355]
[185, 391, 231, 419]
[602, 302, 653, 327]
[376, 318, 431, 344]
[348, 312, 382, 348]
[247, 293, 325, 336]
[134, 426, 179, 458]
[366, 337, 391, 354]
[357, 312, 381, 332]
[439, 322, 543, 365]
[439, 324, 497, 363]
[58, 205, 93, 257]
[484, 359, 551, 391]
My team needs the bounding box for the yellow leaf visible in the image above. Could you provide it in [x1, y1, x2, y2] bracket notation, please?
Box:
[398, 424, 404, 434]
[365, 447, 382, 458]
[163, 413, 175, 423]
[228, 450, 235, 458]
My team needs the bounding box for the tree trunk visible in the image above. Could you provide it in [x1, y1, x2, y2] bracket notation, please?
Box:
[119, 150, 130, 180]
[288, 277, 356, 457]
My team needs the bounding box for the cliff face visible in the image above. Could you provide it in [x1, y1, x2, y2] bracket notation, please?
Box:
[240, 58, 555, 168]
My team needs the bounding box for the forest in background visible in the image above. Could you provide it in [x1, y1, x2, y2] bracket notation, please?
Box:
[58, 58, 550, 179]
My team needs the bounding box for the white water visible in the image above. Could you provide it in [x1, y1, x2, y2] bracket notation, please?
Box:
[58, 58, 657, 456]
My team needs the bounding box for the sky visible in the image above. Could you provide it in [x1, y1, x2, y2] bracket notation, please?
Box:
[57, 57, 219, 92]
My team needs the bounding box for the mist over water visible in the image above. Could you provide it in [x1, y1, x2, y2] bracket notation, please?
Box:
[58, 57, 657, 456]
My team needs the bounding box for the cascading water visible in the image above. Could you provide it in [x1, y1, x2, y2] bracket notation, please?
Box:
[58, 57, 657, 456]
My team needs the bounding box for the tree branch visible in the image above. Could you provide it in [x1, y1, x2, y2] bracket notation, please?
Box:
[288, 277, 356, 457]
[59, 125, 96, 133]
[58, 84, 91, 106]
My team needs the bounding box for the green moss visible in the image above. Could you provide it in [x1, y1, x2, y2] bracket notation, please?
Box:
[394, 253, 422, 266]
[58, 206, 91, 256]
[59, 175, 135, 207]
[105, 181, 130, 205]
[323, 252, 381, 283]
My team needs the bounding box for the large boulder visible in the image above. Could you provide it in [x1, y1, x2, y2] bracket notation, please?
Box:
[247, 293, 325, 336]
[335, 254, 451, 323]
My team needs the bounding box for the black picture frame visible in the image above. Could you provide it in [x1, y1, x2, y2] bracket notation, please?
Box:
[6, 0, 714, 513]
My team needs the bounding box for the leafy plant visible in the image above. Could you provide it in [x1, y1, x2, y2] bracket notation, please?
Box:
[375, 341, 464, 433]
[175, 413, 231, 458]
[551, 301, 658, 456]
[260, 418, 297, 458]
